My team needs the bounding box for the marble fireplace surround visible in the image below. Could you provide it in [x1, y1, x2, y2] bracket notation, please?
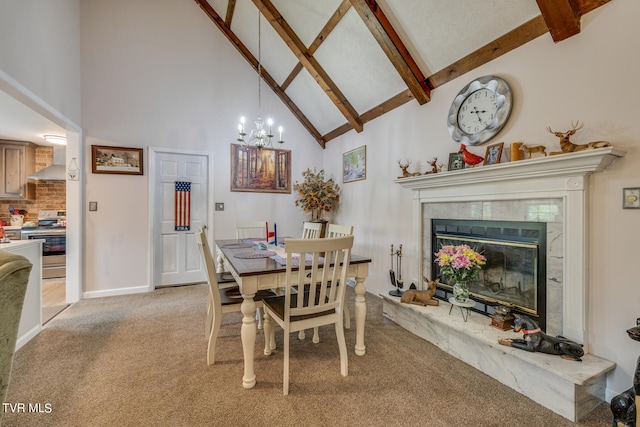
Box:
[388, 147, 624, 420]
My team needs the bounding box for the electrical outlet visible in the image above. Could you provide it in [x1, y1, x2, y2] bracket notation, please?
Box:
[215, 202, 224, 211]
[89, 201, 98, 211]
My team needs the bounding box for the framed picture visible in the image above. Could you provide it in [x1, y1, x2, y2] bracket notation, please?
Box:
[484, 142, 504, 166]
[448, 153, 465, 171]
[343, 145, 366, 183]
[92, 145, 144, 175]
[230, 144, 291, 193]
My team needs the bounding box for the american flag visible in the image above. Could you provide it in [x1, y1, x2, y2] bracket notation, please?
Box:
[175, 180, 191, 231]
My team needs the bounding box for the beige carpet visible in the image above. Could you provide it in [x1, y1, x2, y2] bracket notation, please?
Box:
[3, 284, 612, 426]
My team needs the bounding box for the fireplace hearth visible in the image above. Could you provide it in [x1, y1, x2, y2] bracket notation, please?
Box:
[432, 218, 547, 330]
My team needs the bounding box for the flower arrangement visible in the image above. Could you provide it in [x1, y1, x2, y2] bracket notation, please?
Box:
[434, 244, 486, 284]
[293, 168, 340, 221]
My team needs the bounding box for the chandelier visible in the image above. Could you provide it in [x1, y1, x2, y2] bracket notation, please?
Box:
[237, 0, 283, 150]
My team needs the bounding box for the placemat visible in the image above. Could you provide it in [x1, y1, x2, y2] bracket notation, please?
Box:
[234, 250, 276, 259]
[221, 242, 254, 249]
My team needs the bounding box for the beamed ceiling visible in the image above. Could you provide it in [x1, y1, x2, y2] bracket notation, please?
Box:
[194, 0, 612, 148]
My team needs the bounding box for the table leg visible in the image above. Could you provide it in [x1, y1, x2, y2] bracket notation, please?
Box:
[216, 251, 225, 273]
[354, 275, 366, 356]
[240, 293, 257, 389]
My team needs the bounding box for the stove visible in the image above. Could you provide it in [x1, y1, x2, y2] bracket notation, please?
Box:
[21, 210, 66, 278]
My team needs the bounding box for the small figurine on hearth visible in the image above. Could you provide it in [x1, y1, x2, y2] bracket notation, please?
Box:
[610, 317, 640, 427]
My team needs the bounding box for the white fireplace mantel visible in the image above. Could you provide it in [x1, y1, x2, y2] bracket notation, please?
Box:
[394, 147, 625, 348]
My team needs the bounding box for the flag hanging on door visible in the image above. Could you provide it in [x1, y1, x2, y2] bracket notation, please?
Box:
[175, 180, 191, 231]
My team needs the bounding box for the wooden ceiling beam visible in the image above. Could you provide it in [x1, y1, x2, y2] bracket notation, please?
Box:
[427, 16, 549, 89]
[193, 0, 325, 147]
[225, 0, 236, 27]
[576, 0, 612, 15]
[253, 0, 364, 133]
[308, 0, 352, 56]
[535, 0, 581, 42]
[349, 0, 431, 104]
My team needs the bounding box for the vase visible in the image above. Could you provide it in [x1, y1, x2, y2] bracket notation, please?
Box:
[453, 283, 469, 303]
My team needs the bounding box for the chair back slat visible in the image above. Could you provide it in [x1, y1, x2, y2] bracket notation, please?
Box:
[284, 236, 353, 320]
[236, 221, 267, 239]
[301, 221, 323, 239]
[326, 224, 353, 238]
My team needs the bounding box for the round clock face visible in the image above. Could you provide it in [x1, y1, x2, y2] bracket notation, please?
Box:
[447, 75, 512, 146]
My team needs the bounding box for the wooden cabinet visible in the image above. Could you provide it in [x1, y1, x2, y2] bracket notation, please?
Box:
[0, 141, 35, 199]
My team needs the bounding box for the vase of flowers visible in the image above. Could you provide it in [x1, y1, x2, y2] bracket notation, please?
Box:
[293, 168, 340, 222]
[434, 244, 486, 303]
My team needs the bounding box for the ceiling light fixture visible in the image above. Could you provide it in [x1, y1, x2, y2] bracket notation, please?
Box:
[236, 0, 283, 150]
[44, 135, 67, 145]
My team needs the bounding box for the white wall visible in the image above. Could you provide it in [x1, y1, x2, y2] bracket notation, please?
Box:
[324, 0, 640, 397]
[80, 0, 323, 293]
[0, 0, 82, 124]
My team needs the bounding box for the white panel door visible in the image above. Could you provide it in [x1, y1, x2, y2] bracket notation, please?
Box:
[153, 151, 209, 287]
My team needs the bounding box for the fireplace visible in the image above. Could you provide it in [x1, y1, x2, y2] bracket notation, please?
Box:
[387, 148, 623, 421]
[431, 218, 547, 330]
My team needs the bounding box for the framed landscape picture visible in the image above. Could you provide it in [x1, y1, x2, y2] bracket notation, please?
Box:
[230, 144, 291, 193]
[92, 145, 144, 175]
[343, 145, 366, 183]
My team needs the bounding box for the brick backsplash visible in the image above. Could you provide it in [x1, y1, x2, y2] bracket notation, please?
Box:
[0, 146, 66, 224]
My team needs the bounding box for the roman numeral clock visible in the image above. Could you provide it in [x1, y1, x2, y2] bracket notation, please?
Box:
[447, 75, 513, 146]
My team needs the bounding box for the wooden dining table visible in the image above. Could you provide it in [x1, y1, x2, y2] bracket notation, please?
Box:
[215, 238, 372, 389]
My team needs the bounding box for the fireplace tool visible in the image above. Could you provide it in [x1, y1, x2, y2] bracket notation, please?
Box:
[610, 317, 640, 426]
[389, 244, 403, 297]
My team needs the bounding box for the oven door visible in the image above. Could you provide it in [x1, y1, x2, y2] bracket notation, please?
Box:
[27, 234, 66, 255]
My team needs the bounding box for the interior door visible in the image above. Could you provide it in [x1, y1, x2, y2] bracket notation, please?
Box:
[152, 150, 210, 287]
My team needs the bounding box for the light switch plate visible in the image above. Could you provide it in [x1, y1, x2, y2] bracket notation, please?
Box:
[623, 188, 640, 209]
[89, 201, 98, 211]
[215, 202, 224, 211]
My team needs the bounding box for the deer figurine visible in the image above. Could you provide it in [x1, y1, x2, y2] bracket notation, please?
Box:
[547, 121, 612, 153]
[521, 144, 547, 158]
[425, 158, 443, 174]
[397, 159, 421, 179]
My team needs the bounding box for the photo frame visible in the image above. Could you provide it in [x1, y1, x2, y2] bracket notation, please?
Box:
[230, 144, 291, 193]
[92, 145, 144, 175]
[343, 145, 366, 183]
[484, 142, 504, 166]
[448, 153, 465, 171]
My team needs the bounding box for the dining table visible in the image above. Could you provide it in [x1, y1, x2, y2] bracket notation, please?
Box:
[215, 238, 372, 389]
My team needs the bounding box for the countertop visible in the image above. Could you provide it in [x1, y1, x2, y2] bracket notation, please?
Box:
[0, 239, 44, 251]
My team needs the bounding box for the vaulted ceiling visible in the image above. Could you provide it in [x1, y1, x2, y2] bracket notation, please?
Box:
[195, 0, 611, 148]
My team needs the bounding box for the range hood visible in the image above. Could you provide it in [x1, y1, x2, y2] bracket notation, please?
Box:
[28, 146, 66, 181]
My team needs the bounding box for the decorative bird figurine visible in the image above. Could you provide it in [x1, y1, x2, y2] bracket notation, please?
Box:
[458, 144, 484, 167]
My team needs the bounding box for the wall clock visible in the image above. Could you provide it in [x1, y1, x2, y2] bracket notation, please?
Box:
[447, 75, 512, 146]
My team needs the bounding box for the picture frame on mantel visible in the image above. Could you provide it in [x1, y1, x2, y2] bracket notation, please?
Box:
[448, 152, 465, 171]
[342, 145, 366, 183]
[484, 142, 504, 166]
[91, 145, 144, 175]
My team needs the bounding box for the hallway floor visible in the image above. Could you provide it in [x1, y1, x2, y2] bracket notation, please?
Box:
[42, 277, 68, 324]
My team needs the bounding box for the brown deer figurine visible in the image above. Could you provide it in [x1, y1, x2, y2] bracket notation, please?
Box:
[547, 121, 612, 153]
[397, 159, 421, 179]
[425, 158, 443, 174]
[521, 144, 547, 158]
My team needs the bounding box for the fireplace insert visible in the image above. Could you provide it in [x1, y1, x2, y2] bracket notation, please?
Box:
[431, 219, 547, 330]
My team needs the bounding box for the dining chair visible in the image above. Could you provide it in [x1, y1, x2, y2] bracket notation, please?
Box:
[309, 223, 355, 342]
[262, 235, 354, 395]
[301, 221, 323, 239]
[236, 221, 267, 240]
[196, 226, 276, 365]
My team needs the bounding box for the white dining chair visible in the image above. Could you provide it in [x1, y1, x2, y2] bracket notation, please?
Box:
[262, 235, 354, 395]
[302, 221, 323, 239]
[236, 221, 267, 240]
[196, 226, 275, 365]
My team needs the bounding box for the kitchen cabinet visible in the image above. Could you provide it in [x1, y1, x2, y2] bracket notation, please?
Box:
[0, 140, 36, 199]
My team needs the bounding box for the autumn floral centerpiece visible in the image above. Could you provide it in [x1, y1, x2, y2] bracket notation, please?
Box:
[293, 168, 340, 222]
[434, 244, 486, 302]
